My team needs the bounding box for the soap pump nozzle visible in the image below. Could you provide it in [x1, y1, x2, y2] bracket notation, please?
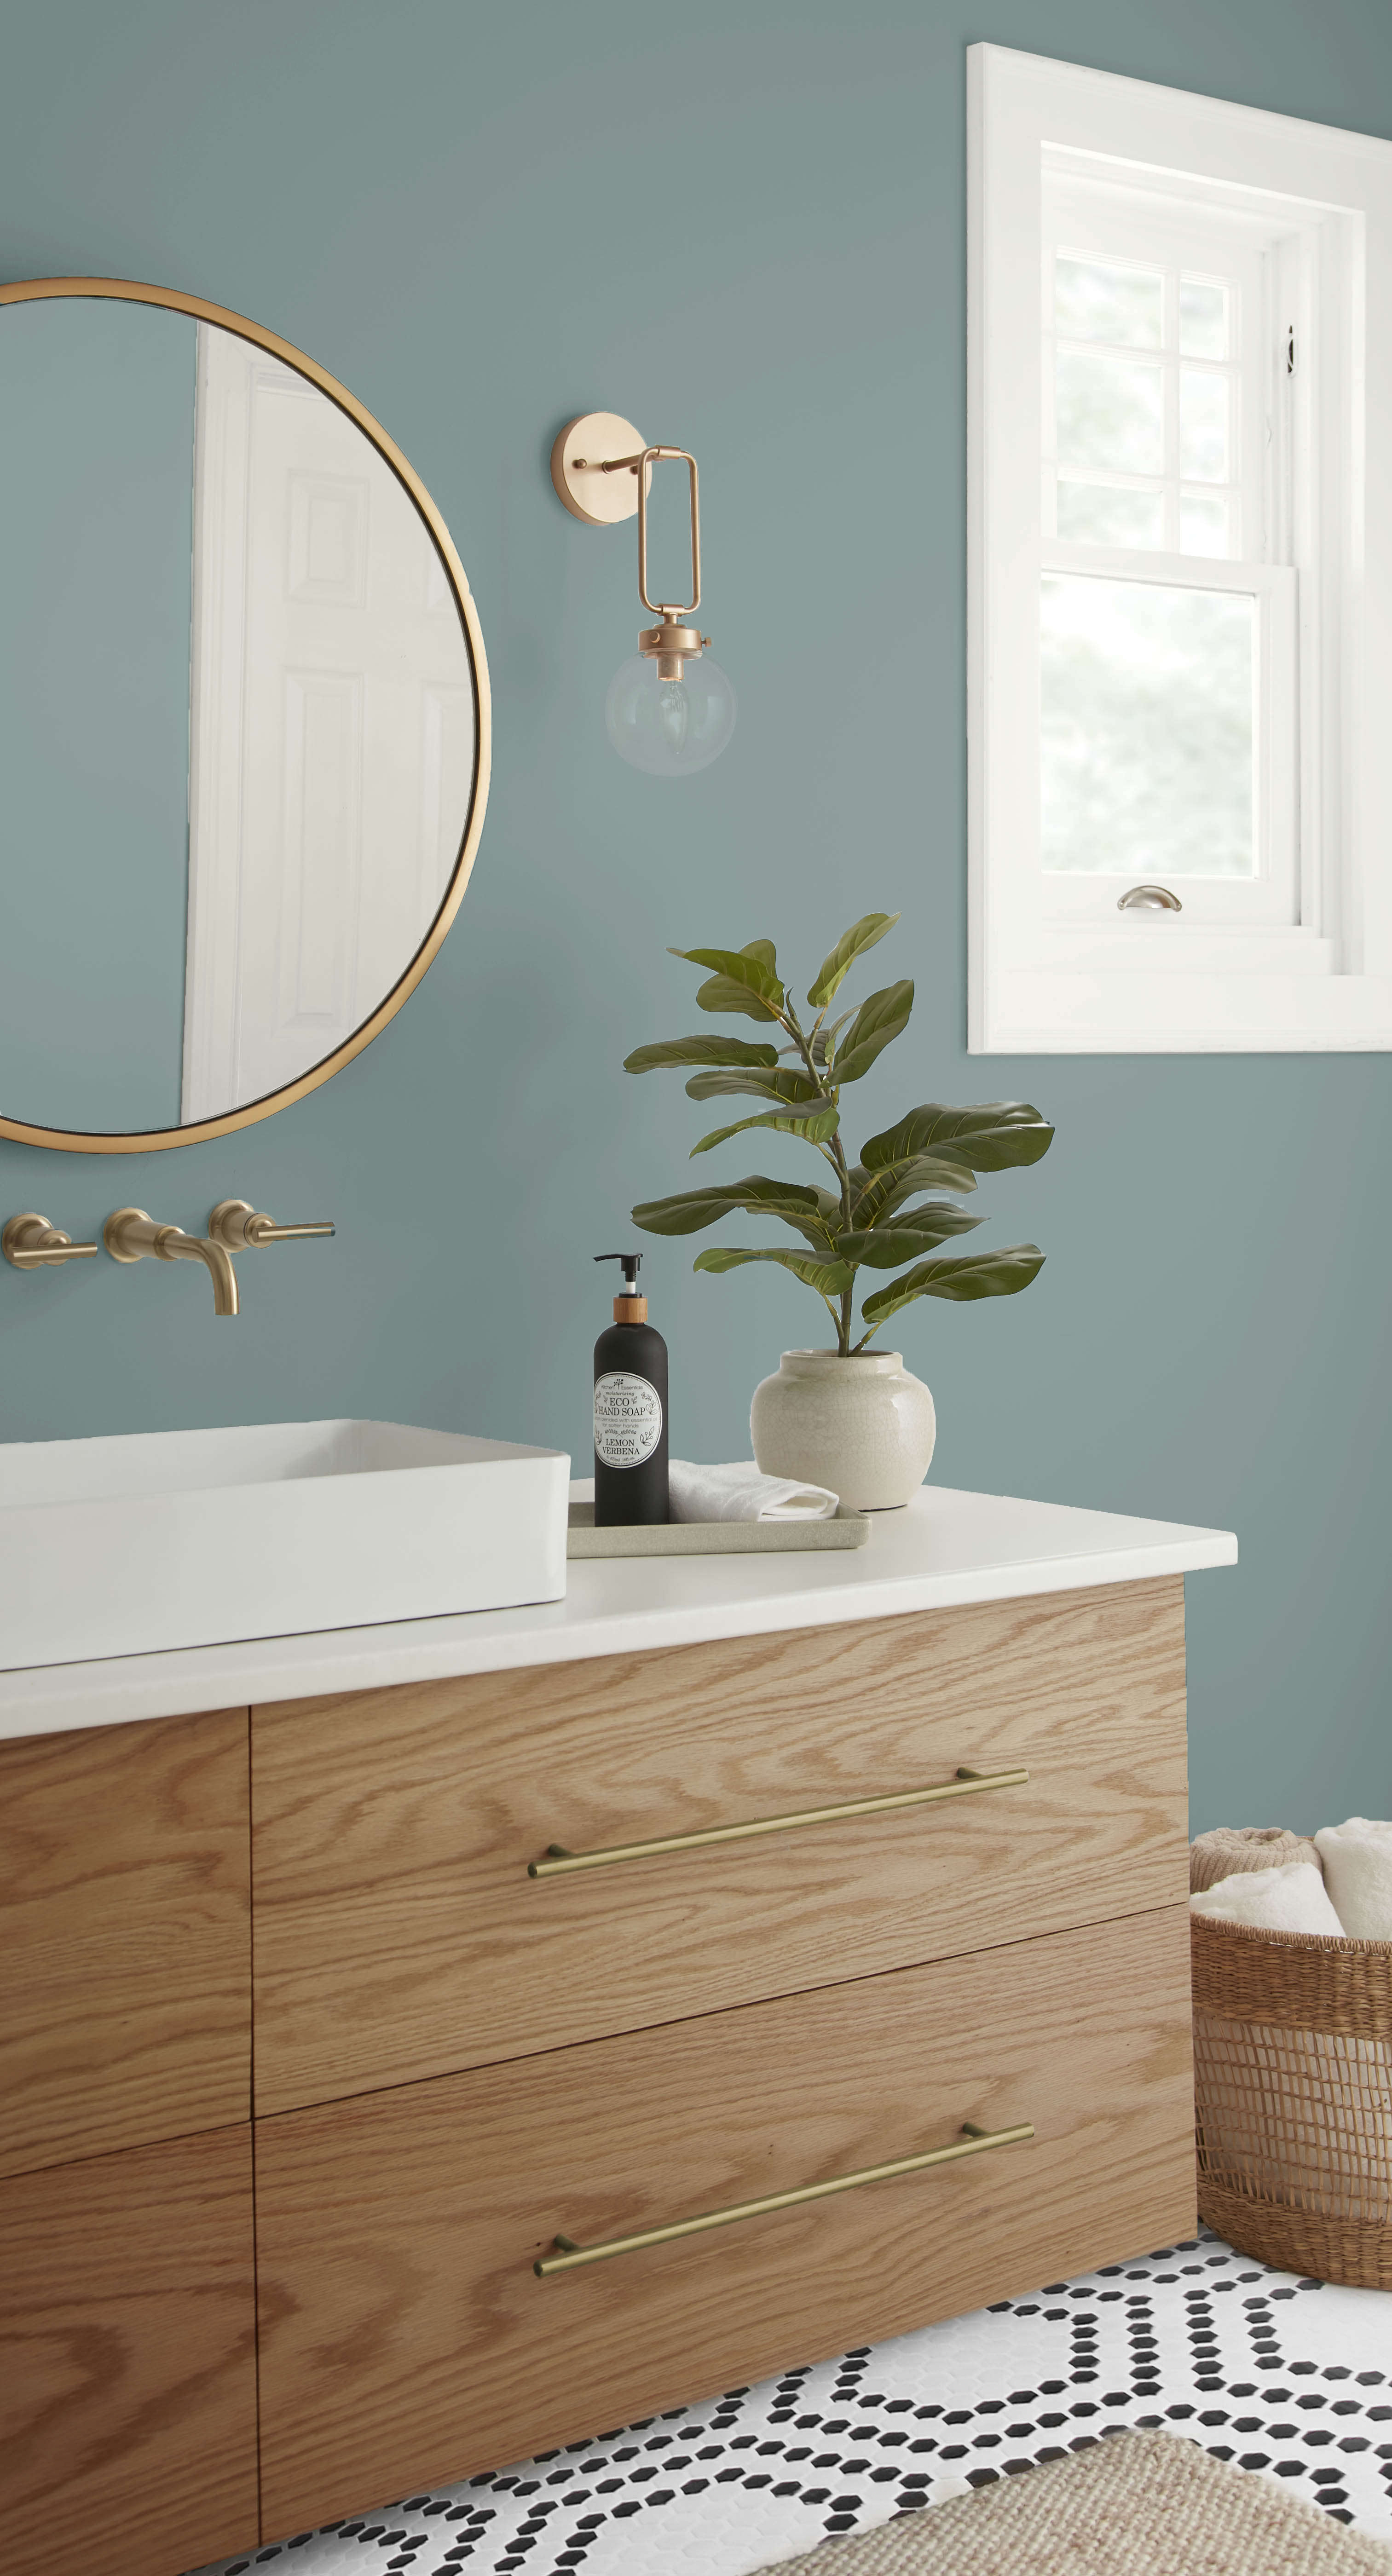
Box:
[595, 1250, 647, 1320]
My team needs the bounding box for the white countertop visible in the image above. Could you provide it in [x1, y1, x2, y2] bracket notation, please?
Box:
[1, 1484, 1236, 1741]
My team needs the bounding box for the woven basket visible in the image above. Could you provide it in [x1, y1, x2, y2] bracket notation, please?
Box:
[1191, 1909, 1392, 2287]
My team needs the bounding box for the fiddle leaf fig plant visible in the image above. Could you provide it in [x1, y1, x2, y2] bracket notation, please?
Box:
[624, 914, 1052, 1354]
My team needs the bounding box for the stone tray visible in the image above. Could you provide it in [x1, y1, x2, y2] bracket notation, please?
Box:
[566, 1499, 871, 1557]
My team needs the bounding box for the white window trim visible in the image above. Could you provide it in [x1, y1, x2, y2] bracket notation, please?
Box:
[968, 43, 1392, 1053]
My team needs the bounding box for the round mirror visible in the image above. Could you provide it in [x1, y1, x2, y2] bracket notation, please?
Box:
[0, 279, 489, 1150]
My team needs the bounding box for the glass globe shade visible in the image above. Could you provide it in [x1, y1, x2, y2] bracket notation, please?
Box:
[605, 651, 737, 776]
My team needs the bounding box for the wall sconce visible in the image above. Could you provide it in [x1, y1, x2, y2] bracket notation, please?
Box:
[550, 411, 737, 778]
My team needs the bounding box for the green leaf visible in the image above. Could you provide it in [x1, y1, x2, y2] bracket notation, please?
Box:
[685, 1066, 822, 1106]
[632, 1174, 839, 1243]
[828, 980, 914, 1083]
[624, 1034, 779, 1074]
[835, 1204, 985, 1268]
[861, 1244, 1045, 1324]
[849, 1153, 977, 1228]
[693, 1246, 855, 1297]
[690, 1105, 840, 1155]
[807, 912, 900, 1008]
[694, 977, 780, 1022]
[861, 1101, 1054, 1173]
[670, 942, 785, 1022]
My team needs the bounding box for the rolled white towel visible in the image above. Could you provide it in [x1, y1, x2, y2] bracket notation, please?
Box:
[1314, 1817, 1392, 1942]
[1190, 1860, 1345, 1937]
[668, 1459, 839, 1523]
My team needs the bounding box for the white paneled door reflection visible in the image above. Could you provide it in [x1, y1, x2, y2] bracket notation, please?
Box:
[182, 328, 475, 1120]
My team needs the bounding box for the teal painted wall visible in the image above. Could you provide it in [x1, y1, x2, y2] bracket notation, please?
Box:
[0, 0, 1388, 1833]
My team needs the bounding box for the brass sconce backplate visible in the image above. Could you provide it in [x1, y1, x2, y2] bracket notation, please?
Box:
[550, 413, 653, 524]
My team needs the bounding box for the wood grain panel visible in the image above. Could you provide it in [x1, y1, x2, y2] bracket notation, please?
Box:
[255, 1904, 1195, 2533]
[0, 2123, 258, 2576]
[0, 1708, 251, 2178]
[252, 1580, 1186, 2111]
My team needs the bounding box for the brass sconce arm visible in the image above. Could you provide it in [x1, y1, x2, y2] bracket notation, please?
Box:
[601, 445, 701, 617]
[103, 1209, 240, 1318]
[603, 444, 706, 677]
[207, 1199, 336, 1251]
[2, 1213, 99, 1269]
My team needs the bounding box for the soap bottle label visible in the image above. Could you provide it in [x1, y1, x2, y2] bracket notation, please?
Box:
[594, 1371, 663, 1469]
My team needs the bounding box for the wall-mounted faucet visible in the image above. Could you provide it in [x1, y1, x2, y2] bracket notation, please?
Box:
[2, 1212, 99, 1270]
[101, 1199, 335, 1318]
[104, 1208, 241, 1316]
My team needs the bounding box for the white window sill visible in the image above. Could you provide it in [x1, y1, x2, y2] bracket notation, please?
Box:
[980, 954, 1392, 1053]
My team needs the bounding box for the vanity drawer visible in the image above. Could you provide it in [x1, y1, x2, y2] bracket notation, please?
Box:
[255, 1902, 1194, 2533]
[0, 2121, 258, 2576]
[251, 1579, 1187, 2112]
[0, 1708, 252, 2178]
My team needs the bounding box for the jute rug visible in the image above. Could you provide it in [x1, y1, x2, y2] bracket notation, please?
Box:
[755, 2431, 1392, 2574]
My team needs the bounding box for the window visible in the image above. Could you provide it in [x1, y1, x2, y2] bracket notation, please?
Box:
[969, 46, 1392, 1051]
[1041, 182, 1297, 931]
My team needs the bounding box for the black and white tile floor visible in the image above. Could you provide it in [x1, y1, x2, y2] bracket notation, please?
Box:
[194, 2229, 1392, 2576]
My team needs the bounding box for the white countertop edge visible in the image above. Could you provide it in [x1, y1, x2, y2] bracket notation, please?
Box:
[0, 1485, 1236, 1740]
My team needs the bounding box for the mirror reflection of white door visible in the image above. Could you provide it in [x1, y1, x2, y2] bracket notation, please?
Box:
[182, 327, 475, 1119]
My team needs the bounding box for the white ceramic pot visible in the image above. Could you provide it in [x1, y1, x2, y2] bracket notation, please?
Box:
[750, 1349, 936, 1513]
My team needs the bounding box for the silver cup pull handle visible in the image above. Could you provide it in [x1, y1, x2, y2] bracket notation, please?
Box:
[1117, 884, 1183, 912]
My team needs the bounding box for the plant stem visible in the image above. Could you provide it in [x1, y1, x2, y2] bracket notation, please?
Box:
[782, 997, 855, 1354]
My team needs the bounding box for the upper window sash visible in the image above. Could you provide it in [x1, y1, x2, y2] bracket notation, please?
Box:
[1042, 185, 1272, 568]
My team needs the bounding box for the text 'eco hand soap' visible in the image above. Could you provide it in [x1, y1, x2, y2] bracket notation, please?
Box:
[593, 1253, 669, 1526]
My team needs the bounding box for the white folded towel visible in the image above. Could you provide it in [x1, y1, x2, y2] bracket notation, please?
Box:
[1314, 1817, 1392, 1942]
[1190, 1825, 1323, 1892]
[1190, 1860, 1345, 1937]
[668, 1459, 840, 1523]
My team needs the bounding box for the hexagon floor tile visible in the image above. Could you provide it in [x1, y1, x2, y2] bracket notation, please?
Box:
[191, 2230, 1392, 2576]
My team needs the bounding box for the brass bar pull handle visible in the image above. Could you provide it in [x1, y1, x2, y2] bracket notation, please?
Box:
[535, 2120, 1035, 2277]
[528, 1765, 1029, 1879]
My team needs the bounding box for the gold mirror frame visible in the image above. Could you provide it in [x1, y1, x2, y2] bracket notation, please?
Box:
[0, 277, 492, 1153]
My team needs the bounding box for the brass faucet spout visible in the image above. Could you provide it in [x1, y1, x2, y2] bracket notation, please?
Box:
[102, 1208, 240, 1317]
[156, 1229, 240, 1318]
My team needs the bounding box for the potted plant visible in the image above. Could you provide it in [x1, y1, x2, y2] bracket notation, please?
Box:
[624, 913, 1052, 1510]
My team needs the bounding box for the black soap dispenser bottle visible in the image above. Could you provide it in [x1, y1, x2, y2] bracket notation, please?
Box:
[593, 1253, 669, 1525]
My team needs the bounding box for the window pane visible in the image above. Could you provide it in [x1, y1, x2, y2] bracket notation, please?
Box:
[1179, 279, 1229, 358]
[1040, 574, 1255, 878]
[1057, 480, 1165, 548]
[1179, 369, 1229, 480]
[1056, 256, 1163, 348]
[1057, 351, 1165, 476]
[1180, 492, 1230, 557]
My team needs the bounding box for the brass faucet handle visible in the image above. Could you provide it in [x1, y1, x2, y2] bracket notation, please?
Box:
[208, 1199, 336, 1251]
[2, 1212, 99, 1269]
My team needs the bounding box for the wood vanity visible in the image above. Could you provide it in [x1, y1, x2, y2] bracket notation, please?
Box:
[0, 1487, 1234, 2576]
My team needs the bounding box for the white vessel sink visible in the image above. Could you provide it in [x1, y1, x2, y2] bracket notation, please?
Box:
[0, 1418, 570, 1669]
